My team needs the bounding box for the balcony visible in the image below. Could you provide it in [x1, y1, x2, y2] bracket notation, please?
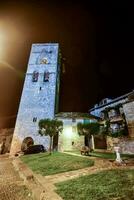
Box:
[109, 115, 123, 123]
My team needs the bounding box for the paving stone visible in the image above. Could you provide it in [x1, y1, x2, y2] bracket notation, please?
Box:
[0, 157, 33, 200]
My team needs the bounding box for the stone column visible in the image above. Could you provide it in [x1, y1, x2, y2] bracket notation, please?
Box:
[123, 101, 134, 138]
[10, 135, 22, 156]
[114, 146, 122, 163]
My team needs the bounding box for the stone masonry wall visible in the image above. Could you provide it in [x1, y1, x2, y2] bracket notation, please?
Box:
[107, 136, 134, 154]
[123, 101, 134, 138]
[10, 44, 59, 155]
[0, 128, 14, 153]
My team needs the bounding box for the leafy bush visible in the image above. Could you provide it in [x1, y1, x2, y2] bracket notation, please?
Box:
[109, 129, 128, 138]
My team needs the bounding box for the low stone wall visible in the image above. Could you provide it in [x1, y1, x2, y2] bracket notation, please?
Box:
[0, 128, 14, 153]
[107, 136, 134, 154]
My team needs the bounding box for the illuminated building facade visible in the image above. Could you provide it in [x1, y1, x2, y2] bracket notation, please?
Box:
[10, 43, 60, 155]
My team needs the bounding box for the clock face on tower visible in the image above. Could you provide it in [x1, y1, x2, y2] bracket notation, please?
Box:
[40, 57, 48, 64]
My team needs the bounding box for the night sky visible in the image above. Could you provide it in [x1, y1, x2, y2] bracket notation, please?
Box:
[0, 1, 133, 128]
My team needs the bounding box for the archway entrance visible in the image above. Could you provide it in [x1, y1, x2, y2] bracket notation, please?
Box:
[21, 137, 34, 152]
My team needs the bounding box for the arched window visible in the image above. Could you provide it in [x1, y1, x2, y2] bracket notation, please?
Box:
[43, 71, 49, 82]
[32, 71, 39, 82]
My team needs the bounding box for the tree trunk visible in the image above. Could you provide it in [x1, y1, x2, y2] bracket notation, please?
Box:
[49, 136, 53, 155]
[87, 136, 90, 147]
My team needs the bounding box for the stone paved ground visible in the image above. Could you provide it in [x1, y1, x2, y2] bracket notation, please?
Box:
[0, 155, 33, 200]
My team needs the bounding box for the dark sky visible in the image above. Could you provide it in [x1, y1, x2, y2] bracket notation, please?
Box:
[0, 1, 133, 128]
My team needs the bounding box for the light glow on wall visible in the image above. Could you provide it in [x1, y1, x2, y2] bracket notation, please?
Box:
[64, 126, 73, 138]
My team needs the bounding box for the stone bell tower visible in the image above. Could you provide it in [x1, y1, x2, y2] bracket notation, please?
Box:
[10, 43, 60, 155]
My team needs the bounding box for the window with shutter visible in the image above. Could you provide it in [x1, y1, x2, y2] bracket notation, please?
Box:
[32, 71, 39, 82]
[43, 71, 49, 82]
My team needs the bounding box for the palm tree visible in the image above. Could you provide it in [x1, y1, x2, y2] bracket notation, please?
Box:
[77, 122, 100, 150]
[38, 118, 63, 155]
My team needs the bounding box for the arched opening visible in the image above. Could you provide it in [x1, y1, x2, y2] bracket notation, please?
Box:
[21, 137, 34, 152]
